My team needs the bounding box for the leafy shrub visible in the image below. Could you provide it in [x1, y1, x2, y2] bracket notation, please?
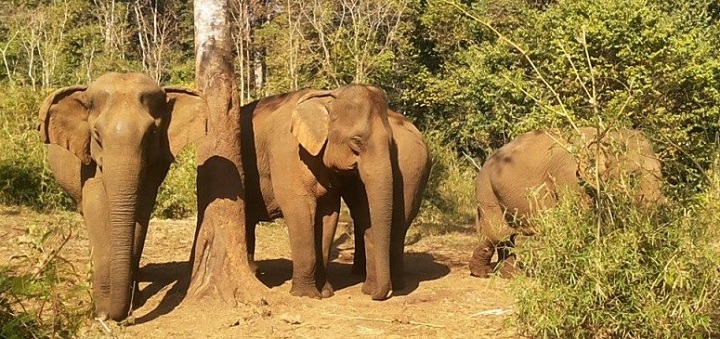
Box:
[154, 145, 198, 219]
[0, 212, 91, 338]
[415, 130, 476, 232]
[512, 164, 720, 337]
[0, 87, 73, 210]
[408, 0, 720, 195]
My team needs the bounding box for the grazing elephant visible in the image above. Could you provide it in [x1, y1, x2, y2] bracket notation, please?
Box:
[242, 85, 402, 300]
[343, 111, 431, 291]
[38, 72, 207, 321]
[468, 127, 664, 278]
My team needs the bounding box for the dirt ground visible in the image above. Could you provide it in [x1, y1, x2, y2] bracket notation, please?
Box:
[0, 206, 517, 338]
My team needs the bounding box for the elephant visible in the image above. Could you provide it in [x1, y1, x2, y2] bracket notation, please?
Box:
[342, 111, 431, 291]
[38, 72, 207, 321]
[241, 84, 429, 300]
[468, 127, 664, 278]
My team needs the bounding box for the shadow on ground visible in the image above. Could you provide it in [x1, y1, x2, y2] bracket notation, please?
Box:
[133, 261, 190, 325]
[255, 251, 450, 297]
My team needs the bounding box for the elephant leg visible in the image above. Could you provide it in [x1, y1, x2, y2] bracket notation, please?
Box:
[316, 193, 340, 298]
[495, 235, 517, 278]
[390, 224, 408, 290]
[340, 178, 377, 295]
[340, 178, 369, 276]
[352, 220, 367, 275]
[469, 203, 512, 278]
[246, 220, 258, 273]
[283, 201, 323, 299]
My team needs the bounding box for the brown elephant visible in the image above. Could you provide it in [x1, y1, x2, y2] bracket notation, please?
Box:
[342, 111, 431, 291]
[241, 85, 429, 300]
[38, 72, 207, 321]
[468, 127, 664, 278]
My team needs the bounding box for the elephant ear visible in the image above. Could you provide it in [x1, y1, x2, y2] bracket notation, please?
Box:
[290, 90, 335, 156]
[38, 85, 92, 165]
[163, 87, 208, 162]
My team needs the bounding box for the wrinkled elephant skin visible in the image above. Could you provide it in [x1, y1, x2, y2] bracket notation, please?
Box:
[39, 72, 207, 321]
[241, 85, 429, 300]
[469, 128, 664, 278]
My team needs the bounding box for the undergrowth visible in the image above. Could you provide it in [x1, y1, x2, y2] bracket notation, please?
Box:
[512, 163, 720, 338]
[413, 129, 477, 234]
[0, 211, 91, 338]
[0, 88, 72, 210]
[154, 145, 198, 219]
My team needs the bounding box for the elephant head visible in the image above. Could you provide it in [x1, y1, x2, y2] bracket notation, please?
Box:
[290, 85, 394, 300]
[38, 72, 207, 320]
[569, 128, 665, 205]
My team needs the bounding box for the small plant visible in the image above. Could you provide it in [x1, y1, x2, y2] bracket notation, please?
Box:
[0, 212, 91, 338]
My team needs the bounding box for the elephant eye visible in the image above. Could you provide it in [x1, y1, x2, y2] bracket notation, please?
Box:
[92, 128, 102, 146]
[349, 136, 363, 154]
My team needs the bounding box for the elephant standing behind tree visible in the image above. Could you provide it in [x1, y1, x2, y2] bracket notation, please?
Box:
[38, 72, 207, 321]
[241, 85, 430, 300]
[469, 127, 664, 278]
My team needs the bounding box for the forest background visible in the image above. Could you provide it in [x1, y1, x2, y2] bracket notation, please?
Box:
[1, 0, 719, 337]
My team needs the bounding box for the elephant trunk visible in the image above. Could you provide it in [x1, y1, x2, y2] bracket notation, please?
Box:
[359, 139, 393, 300]
[101, 158, 143, 321]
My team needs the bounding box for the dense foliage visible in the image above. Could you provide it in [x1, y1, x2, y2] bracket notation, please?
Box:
[514, 163, 720, 337]
[0, 0, 719, 336]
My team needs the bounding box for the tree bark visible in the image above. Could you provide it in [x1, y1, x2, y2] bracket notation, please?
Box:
[190, 0, 261, 302]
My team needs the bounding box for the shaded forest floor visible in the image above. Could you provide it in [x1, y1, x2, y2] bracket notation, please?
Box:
[0, 207, 517, 338]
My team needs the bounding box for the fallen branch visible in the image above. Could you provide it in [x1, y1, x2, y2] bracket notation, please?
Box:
[323, 313, 446, 328]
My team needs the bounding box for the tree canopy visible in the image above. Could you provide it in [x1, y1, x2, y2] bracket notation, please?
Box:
[1, 0, 719, 195]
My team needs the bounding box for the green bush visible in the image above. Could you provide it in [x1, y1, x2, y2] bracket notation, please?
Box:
[154, 145, 199, 220]
[0, 87, 73, 210]
[407, 0, 720, 195]
[415, 130, 476, 233]
[0, 213, 91, 338]
[512, 164, 720, 337]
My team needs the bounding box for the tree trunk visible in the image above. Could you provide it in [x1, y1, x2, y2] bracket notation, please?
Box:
[190, 0, 262, 302]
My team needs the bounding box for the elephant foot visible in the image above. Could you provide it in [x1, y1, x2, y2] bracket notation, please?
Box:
[290, 283, 323, 299]
[321, 282, 334, 298]
[361, 280, 391, 300]
[361, 280, 376, 296]
[469, 263, 493, 278]
[469, 246, 494, 278]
